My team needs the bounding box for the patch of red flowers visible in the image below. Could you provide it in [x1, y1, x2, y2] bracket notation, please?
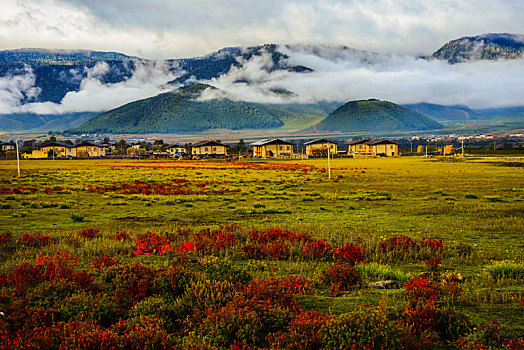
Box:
[133, 232, 172, 256]
[77, 228, 100, 239]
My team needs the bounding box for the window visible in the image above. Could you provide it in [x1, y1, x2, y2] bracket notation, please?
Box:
[279, 147, 283, 151]
[205, 147, 209, 152]
[390, 145, 393, 149]
[286, 146, 290, 150]
[213, 147, 216, 152]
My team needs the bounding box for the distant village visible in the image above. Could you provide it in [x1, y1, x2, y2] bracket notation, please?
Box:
[1, 132, 523, 160]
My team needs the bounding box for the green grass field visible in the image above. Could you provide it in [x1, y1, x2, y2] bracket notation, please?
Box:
[1, 156, 523, 348]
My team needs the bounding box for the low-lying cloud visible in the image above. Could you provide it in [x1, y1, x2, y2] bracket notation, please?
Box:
[1, 45, 523, 115]
[0, 60, 178, 114]
[208, 45, 524, 109]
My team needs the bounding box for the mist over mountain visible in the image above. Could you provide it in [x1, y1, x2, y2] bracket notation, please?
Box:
[431, 33, 524, 64]
[1, 33, 524, 133]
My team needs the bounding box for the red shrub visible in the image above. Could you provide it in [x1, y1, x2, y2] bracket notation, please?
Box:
[192, 231, 236, 253]
[302, 239, 332, 260]
[177, 241, 196, 252]
[268, 310, 333, 350]
[133, 232, 172, 256]
[244, 276, 315, 306]
[240, 244, 264, 259]
[320, 264, 362, 295]
[262, 241, 291, 260]
[91, 255, 118, 270]
[249, 228, 309, 244]
[113, 230, 130, 242]
[0, 232, 10, 245]
[420, 238, 444, 252]
[77, 228, 100, 239]
[21, 233, 52, 247]
[380, 235, 419, 252]
[404, 277, 440, 302]
[426, 258, 443, 270]
[403, 301, 439, 335]
[334, 244, 367, 265]
[7, 262, 44, 293]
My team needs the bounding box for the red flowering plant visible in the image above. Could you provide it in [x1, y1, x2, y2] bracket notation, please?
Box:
[133, 232, 172, 256]
[334, 244, 367, 266]
[320, 263, 363, 295]
[77, 228, 100, 239]
[21, 233, 53, 247]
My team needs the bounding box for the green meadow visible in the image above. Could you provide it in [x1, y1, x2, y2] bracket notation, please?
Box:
[0, 156, 523, 348]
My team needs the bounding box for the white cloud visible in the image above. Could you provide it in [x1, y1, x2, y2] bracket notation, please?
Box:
[208, 45, 524, 109]
[0, 0, 523, 58]
[5, 60, 178, 114]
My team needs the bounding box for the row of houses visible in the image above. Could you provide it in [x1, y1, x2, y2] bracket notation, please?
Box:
[16, 138, 399, 159]
[171, 138, 398, 158]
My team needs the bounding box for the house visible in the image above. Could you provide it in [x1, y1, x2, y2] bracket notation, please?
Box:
[304, 139, 337, 157]
[165, 144, 187, 156]
[191, 141, 228, 158]
[347, 139, 373, 157]
[0, 142, 14, 151]
[347, 139, 398, 157]
[23, 142, 76, 159]
[74, 141, 107, 158]
[250, 138, 295, 158]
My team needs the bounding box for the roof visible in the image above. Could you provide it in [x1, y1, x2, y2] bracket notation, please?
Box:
[304, 139, 337, 145]
[192, 140, 227, 147]
[347, 139, 370, 145]
[75, 141, 108, 148]
[368, 139, 398, 145]
[0, 142, 13, 146]
[250, 138, 295, 146]
[165, 144, 184, 149]
[40, 141, 74, 148]
[346, 139, 398, 146]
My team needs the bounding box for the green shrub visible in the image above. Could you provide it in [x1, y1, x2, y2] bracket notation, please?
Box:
[486, 261, 524, 279]
[71, 213, 85, 222]
[320, 307, 404, 349]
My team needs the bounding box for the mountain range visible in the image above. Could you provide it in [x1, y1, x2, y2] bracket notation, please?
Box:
[1, 33, 523, 134]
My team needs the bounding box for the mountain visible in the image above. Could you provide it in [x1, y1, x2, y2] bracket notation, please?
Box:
[402, 103, 475, 121]
[68, 84, 325, 134]
[0, 112, 98, 132]
[0, 49, 149, 104]
[168, 44, 312, 86]
[432, 33, 524, 64]
[314, 99, 443, 132]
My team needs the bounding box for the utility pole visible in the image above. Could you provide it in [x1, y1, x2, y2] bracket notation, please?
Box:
[461, 139, 464, 158]
[327, 146, 331, 180]
[410, 141, 412, 153]
[16, 140, 20, 177]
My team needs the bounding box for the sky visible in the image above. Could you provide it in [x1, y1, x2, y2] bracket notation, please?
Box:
[1, 0, 523, 59]
[0, 0, 523, 113]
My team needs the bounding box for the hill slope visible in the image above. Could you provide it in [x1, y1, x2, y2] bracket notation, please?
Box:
[402, 103, 475, 121]
[314, 99, 443, 132]
[432, 33, 524, 64]
[69, 84, 296, 133]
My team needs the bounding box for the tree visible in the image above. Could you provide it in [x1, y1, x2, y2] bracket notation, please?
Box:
[117, 139, 128, 155]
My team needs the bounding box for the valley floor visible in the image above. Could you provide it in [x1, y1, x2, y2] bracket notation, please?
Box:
[0, 156, 523, 348]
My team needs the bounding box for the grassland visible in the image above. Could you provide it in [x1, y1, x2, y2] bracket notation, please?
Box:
[0, 156, 523, 348]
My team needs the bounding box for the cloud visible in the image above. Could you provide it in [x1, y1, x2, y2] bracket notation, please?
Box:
[207, 45, 524, 109]
[0, 66, 41, 113]
[1, 0, 523, 58]
[0, 60, 178, 114]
